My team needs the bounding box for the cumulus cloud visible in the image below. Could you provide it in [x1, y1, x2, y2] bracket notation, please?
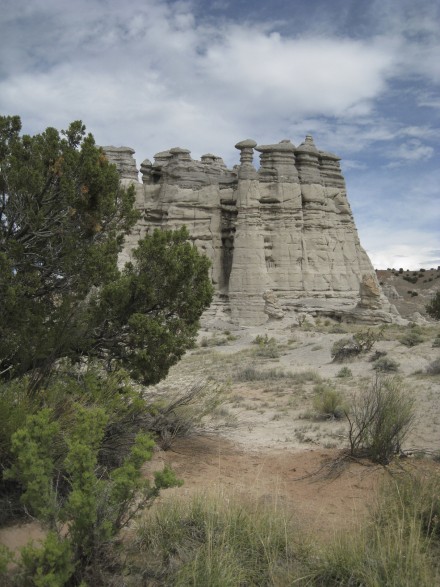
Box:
[1, 0, 439, 269]
[393, 140, 434, 161]
[0, 0, 403, 161]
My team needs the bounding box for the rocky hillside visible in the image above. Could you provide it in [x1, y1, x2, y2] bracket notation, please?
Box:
[377, 267, 440, 319]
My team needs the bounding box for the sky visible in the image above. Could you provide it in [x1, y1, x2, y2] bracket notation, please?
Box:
[1, 0, 439, 269]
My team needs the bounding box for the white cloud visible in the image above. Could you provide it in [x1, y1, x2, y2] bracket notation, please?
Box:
[1, 0, 439, 271]
[0, 0, 402, 162]
[394, 140, 434, 161]
[361, 226, 440, 270]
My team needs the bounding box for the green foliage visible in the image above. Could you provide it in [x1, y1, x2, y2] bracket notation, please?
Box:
[0, 544, 12, 580]
[400, 327, 424, 347]
[20, 532, 74, 587]
[372, 356, 400, 372]
[0, 378, 38, 468]
[252, 335, 280, 358]
[135, 493, 305, 586]
[312, 384, 346, 419]
[0, 116, 138, 388]
[426, 291, 440, 320]
[4, 409, 60, 524]
[331, 337, 360, 362]
[345, 376, 415, 464]
[0, 116, 212, 583]
[237, 366, 289, 382]
[336, 366, 352, 378]
[310, 471, 440, 586]
[0, 116, 213, 392]
[5, 402, 181, 584]
[93, 227, 213, 384]
[329, 326, 385, 362]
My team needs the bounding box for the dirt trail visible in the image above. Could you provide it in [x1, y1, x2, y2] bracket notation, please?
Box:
[149, 435, 385, 540]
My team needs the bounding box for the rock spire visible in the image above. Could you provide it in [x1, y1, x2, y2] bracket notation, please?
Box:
[103, 136, 397, 326]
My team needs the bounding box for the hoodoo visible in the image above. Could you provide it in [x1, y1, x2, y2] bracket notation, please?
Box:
[103, 137, 398, 326]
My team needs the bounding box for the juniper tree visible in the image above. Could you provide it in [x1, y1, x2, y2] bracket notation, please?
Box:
[0, 116, 213, 393]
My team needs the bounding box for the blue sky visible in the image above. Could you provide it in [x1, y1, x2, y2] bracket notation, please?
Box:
[1, 0, 439, 269]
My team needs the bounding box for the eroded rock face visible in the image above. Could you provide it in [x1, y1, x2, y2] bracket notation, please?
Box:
[104, 137, 395, 326]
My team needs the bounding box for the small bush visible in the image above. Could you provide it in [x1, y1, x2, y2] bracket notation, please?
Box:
[253, 335, 280, 358]
[345, 376, 415, 464]
[200, 335, 228, 347]
[313, 386, 346, 419]
[400, 330, 424, 347]
[290, 370, 322, 384]
[426, 291, 440, 320]
[369, 350, 387, 362]
[336, 366, 352, 378]
[373, 357, 400, 372]
[331, 337, 360, 362]
[236, 367, 289, 382]
[331, 328, 384, 362]
[353, 327, 385, 352]
[329, 324, 347, 334]
[144, 382, 224, 449]
[432, 335, 440, 348]
[4, 405, 182, 585]
[426, 358, 440, 375]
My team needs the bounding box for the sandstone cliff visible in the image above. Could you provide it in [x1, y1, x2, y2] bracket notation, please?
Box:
[103, 137, 398, 326]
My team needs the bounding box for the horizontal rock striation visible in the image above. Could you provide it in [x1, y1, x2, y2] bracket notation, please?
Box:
[103, 136, 397, 326]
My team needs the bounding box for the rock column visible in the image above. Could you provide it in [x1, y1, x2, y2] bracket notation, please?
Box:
[228, 140, 270, 325]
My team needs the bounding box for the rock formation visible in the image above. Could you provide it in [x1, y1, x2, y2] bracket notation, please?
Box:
[103, 136, 398, 326]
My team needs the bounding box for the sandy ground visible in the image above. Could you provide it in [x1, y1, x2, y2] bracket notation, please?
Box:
[139, 320, 440, 540]
[2, 319, 440, 554]
[149, 435, 385, 540]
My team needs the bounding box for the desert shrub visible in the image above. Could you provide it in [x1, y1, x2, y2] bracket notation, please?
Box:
[19, 532, 74, 587]
[236, 367, 290, 382]
[329, 324, 347, 334]
[432, 335, 440, 348]
[372, 357, 400, 372]
[5, 405, 182, 585]
[369, 349, 387, 362]
[312, 385, 346, 419]
[400, 329, 424, 347]
[0, 379, 39, 469]
[331, 328, 384, 362]
[0, 545, 12, 585]
[336, 367, 352, 378]
[253, 335, 280, 358]
[331, 337, 360, 362]
[426, 291, 440, 320]
[426, 358, 440, 375]
[200, 335, 228, 347]
[345, 376, 415, 464]
[353, 326, 385, 352]
[134, 493, 307, 586]
[252, 334, 270, 345]
[144, 382, 225, 449]
[290, 370, 322, 384]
